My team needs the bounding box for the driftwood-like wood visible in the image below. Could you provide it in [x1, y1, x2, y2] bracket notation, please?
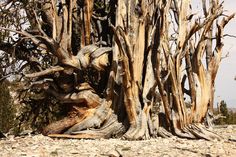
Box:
[0, 0, 234, 140]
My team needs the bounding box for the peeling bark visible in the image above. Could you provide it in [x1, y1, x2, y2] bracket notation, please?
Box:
[0, 0, 234, 140]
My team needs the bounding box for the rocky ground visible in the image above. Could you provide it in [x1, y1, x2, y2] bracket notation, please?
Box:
[0, 125, 236, 157]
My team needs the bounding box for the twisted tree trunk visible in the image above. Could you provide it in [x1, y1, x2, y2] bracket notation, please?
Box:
[0, 0, 234, 140]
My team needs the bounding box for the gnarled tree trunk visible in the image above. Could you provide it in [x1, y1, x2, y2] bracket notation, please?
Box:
[0, 0, 234, 140]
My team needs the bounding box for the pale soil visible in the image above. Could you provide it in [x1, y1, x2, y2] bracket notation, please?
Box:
[0, 126, 236, 157]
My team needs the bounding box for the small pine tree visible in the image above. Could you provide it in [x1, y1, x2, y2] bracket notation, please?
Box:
[215, 100, 231, 125]
[220, 101, 229, 119]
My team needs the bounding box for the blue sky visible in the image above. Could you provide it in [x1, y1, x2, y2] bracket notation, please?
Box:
[214, 0, 236, 107]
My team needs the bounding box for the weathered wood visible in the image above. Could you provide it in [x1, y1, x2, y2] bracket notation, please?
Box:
[24, 66, 64, 78]
[65, 101, 112, 134]
[0, 0, 233, 140]
[48, 113, 125, 139]
[42, 116, 78, 135]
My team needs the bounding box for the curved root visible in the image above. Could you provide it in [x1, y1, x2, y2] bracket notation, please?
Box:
[187, 124, 223, 141]
[42, 116, 78, 135]
[65, 101, 112, 134]
[48, 113, 125, 139]
[123, 105, 151, 140]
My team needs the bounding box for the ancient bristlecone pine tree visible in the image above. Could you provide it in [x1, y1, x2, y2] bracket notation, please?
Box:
[0, 0, 234, 140]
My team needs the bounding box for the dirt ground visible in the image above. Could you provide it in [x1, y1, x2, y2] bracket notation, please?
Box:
[0, 125, 236, 157]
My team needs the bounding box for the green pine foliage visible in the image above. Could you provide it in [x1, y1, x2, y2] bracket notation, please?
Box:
[214, 100, 236, 125]
[0, 81, 15, 133]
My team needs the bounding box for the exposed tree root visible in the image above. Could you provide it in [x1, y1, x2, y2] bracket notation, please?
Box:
[173, 127, 196, 139]
[43, 103, 222, 141]
[151, 114, 172, 138]
[156, 127, 173, 138]
[168, 109, 222, 140]
[42, 81, 222, 141]
[123, 105, 151, 140]
[42, 116, 78, 135]
[48, 113, 125, 139]
[45, 95, 125, 139]
[43, 100, 110, 134]
[172, 122, 196, 139]
[65, 101, 113, 134]
[170, 122, 223, 141]
[120, 106, 222, 141]
[187, 124, 223, 141]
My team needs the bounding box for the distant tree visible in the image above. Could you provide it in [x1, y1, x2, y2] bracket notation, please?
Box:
[0, 81, 15, 133]
[214, 100, 236, 125]
[227, 111, 236, 124]
[220, 101, 229, 118]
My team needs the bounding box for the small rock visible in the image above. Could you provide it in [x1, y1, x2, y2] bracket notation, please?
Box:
[121, 146, 131, 151]
[205, 154, 212, 157]
[71, 151, 79, 154]
[50, 150, 59, 156]
[229, 136, 236, 142]
[106, 149, 122, 157]
[19, 130, 33, 136]
[227, 125, 233, 129]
